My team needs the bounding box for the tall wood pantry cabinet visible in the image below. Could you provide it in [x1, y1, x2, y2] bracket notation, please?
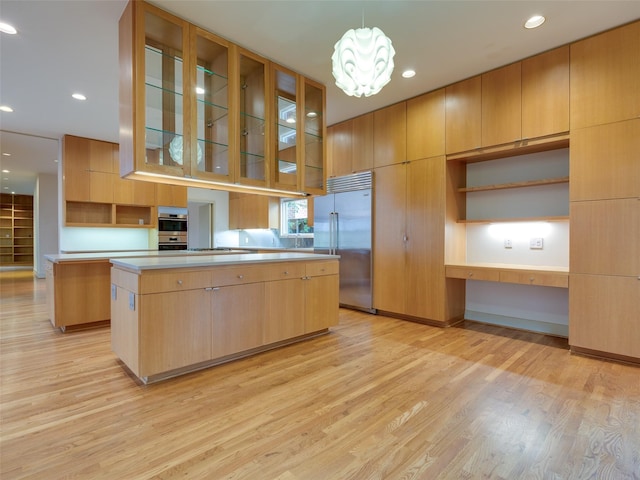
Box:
[568, 20, 640, 362]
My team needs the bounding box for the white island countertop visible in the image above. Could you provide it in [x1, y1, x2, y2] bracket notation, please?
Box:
[110, 252, 339, 272]
[44, 249, 249, 264]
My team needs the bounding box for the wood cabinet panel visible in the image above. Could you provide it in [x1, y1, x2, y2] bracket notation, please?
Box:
[139, 269, 212, 294]
[445, 76, 481, 154]
[373, 163, 407, 313]
[569, 274, 639, 360]
[445, 266, 500, 282]
[63, 135, 91, 202]
[570, 198, 640, 276]
[407, 89, 445, 161]
[522, 46, 570, 139]
[482, 62, 522, 146]
[570, 20, 640, 129]
[212, 283, 264, 357]
[304, 274, 339, 333]
[264, 278, 305, 344]
[329, 120, 353, 177]
[228, 193, 279, 229]
[570, 119, 640, 201]
[499, 270, 568, 288]
[156, 184, 188, 208]
[139, 289, 212, 376]
[405, 157, 446, 320]
[373, 102, 406, 168]
[351, 112, 374, 172]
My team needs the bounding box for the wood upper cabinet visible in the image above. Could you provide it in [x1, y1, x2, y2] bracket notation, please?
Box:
[351, 112, 374, 172]
[570, 119, 640, 202]
[482, 62, 521, 147]
[569, 274, 640, 360]
[328, 120, 353, 177]
[228, 193, 279, 230]
[407, 89, 445, 161]
[445, 76, 481, 154]
[570, 20, 640, 129]
[522, 46, 570, 139]
[112, 146, 156, 206]
[570, 198, 640, 277]
[156, 183, 188, 208]
[63, 135, 113, 204]
[373, 102, 406, 168]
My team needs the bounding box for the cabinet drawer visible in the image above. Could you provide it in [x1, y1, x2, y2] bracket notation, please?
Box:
[446, 266, 499, 282]
[265, 262, 306, 280]
[499, 270, 568, 288]
[306, 260, 339, 277]
[140, 270, 212, 294]
[212, 264, 274, 286]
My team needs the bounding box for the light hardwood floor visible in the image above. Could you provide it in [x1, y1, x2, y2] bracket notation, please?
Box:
[1, 270, 639, 479]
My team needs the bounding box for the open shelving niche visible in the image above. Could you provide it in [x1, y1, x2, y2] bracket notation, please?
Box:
[445, 145, 570, 337]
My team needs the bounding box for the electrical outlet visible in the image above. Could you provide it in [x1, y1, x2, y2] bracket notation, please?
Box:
[504, 239, 513, 249]
[530, 237, 544, 249]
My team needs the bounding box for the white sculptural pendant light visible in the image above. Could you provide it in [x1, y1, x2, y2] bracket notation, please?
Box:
[332, 24, 395, 97]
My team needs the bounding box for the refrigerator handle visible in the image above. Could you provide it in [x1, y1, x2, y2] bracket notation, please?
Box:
[334, 212, 339, 253]
[329, 212, 335, 255]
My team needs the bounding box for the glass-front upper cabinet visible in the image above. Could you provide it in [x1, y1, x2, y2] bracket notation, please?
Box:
[191, 28, 233, 183]
[302, 78, 326, 195]
[272, 65, 300, 192]
[120, 1, 191, 178]
[237, 49, 269, 187]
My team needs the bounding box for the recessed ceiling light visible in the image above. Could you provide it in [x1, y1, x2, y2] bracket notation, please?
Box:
[195, 87, 205, 95]
[2, 152, 11, 156]
[2, 169, 9, 173]
[72, 93, 87, 101]
[524, 15, 545, 29]
[3, 186, 8, 190]
[402, 70, 416, 79]
[0, 105, 14, 112]
[0, 22, 17, 35]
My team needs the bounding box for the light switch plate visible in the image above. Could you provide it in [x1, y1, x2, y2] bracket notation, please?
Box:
[530, 237, 544, 249]
[504, 239, 513, 249]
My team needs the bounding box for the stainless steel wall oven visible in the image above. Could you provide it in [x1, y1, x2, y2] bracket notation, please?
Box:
[158, 207, 188, 250]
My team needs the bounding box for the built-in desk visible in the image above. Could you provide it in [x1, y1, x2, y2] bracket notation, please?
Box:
[445, 263, 569, 288]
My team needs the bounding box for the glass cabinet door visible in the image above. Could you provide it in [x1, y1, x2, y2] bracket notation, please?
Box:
[192, 28, 232, 183]
[142, 6, 190, 175]
[237, 49, 268, 187]
[302, 78, 325, 194]
[272, 66, 300, 191]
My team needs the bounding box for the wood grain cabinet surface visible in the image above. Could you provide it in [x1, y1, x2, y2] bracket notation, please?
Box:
[373, 102, 407, 168]
[445, 76, 481, 155]
[481, 62, 522, 147]
[406, 89, 445, 161]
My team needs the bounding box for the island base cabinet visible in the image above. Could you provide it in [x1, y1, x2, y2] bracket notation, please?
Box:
[110, 258, 340, 383]
[569, 274, 640, 362]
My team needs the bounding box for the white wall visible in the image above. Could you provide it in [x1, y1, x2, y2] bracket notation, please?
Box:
[34, 173, 59, 278]
[463, 149, 570, 336]
[186, 187, 236, 248]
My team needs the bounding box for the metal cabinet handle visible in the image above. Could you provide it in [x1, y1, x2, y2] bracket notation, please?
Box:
[237, 274, 244, 279]
[468, 272, 473, 277]
[284, 271, 288, 275]
[177, 279, 183, 285]
[529, 277, 535, 282]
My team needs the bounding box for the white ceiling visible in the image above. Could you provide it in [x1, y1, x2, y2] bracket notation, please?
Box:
[1, 0, 639, 195]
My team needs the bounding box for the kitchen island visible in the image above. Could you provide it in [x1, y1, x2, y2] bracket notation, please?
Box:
[44, 249, 248, 331]
[110, 253, 339, 383]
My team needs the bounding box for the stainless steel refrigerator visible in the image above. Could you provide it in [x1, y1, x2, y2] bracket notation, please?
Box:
[314, 171, 375, 313]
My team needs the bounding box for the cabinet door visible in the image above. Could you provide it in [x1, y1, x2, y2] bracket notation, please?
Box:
[237, 48, 269, 187]
[264, 278, 305, 344]
[191, 27, 233, 183]
[373, 102, 406, 168]
[304, 274, 339, 333]
[351, 112, 374, 172]
[445, 76, 481, 154]
[570, 21, 640, 129]
[113, 146, 157, 206]
[570, 274, 640, 359]
[570, 198, 640, 276]
[63, 135, 91, 202]
[522, 46, 570, 139]
[570, 119, 640, 202]
[228, 193, 279, 230]
[156, 184, 187, 207]
[302, 77, 326, 194]
[407, 89, 445, 161]
[373, 163, 406, 313]
[139, 289, 212, 377]
[272, 64, 300, 191]
[329, 120, 353, 177]
[212, 283, 264, 357]
[405, 157, 446, 321]
[482, 62, 521, 146]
